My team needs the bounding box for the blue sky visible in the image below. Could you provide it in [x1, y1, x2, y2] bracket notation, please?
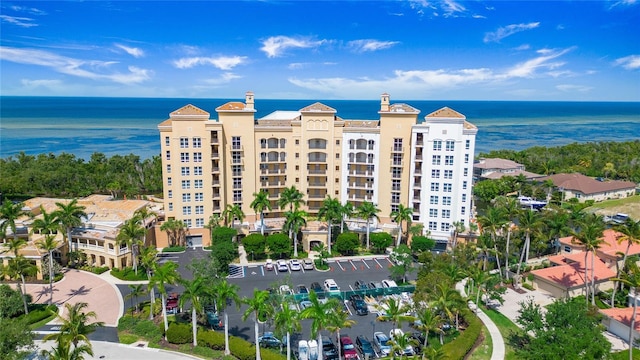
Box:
[1, 1, 639, 101]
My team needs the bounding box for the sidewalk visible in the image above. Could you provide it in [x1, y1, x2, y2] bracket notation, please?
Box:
[236, 247, 390, 267]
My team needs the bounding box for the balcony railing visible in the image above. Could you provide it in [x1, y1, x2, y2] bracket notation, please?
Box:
[210, 138, 219, 144]
[390, 160, 404, 167]
[308, 169, 327, 174]
[211, 152, 219, 159]
[391, 146, 404, 153]
[308, 193, 327, 199]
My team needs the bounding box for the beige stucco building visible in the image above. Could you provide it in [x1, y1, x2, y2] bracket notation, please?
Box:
[158, 92, 477, 250]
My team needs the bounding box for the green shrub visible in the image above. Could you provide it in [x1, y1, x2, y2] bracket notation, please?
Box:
[228, 336, 256, 360]
[91, 266, 110, 274]
[162, 246, 186, 253]
[522, 282, 535, 291]
[117, 315, 137, 331]
[111, 267, 148, 281]
[25, 304, 57, 325]
[197, 329, 225, 350]
[440, 310, 482, 360]
[133, 319, 163, 342]
[166, 323, 192, 344]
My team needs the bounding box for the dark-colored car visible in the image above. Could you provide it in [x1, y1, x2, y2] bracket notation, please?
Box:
[329, 295, 349, 313]
[297, 284, 309, 295]
[355, 335, 376, 359]
[354, 279, 368, 290]
[310, 282, 323, 293]
[258, 332, 282, 349]
[322, 336, 339, 360]
[340, 335, 359, 359]
[410, 332, 425, 355]
[166, 293, 179, 314]
[349, 294, 369, 315]
[368, 281, 384, 290]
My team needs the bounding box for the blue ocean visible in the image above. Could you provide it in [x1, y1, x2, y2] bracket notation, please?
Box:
[1, 96, 639, 160]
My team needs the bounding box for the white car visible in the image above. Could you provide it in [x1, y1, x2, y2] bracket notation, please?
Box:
[373, 331, 391, 356]
[382, 279, 398, 288]
[265, 259, 274, 271]
[279, 285, 293, 296]
[390, 329, 414, 356]
[324, 279, 340, 292]
[277, 259, 289, 272]
[303, 258, 314, 270]
[289, 259, 302, 271]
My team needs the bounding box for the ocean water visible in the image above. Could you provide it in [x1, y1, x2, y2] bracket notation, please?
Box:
[1, 96, 639, 160]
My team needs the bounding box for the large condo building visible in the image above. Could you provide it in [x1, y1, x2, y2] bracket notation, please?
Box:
[158, 92, 477, 249]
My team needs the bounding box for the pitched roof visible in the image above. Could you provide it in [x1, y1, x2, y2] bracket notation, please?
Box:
[474, 158, 523, 170]
[425, 107, 465, 119]
[299, 102, 336, 113]
[558, 229, 640, 258]
[540, 173, 636, 195]
[384, 103, 420, 114]
[216, 101, 247, 111]
[600, 307, 640, 332]
[482, 169, 543, 180]
[170, 104, 209, 117]
[531, 254, 615, 289]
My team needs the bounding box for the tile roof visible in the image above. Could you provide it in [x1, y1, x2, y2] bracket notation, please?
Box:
[600, 307, 640, 332]
[344, 120, 379, 128]
[532, 253, 615, 289]
[299, 102, 337, 113]
[170, 104, 209, 117]
[481, 169, 543, 180]
[383, 103, 420, 114]
[216, 101, 247, 111]
[425, 107, 465, 119]
[558, 229, 640, 258]
[474, 158, 523, 170]
[540, 173, 636, 195]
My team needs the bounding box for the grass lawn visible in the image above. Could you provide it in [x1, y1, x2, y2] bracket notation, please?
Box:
[469, 322, 492, 360]
[481, 306, 523, 360]
[588, 195, 640, 220]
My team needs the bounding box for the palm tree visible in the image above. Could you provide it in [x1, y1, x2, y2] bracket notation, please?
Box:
[430, 282, 463, 330]
[242, 289, 271, 360]
[41, 336, 94, 360]
[160, 218, 187, 247]
[223, 204, 245, 228]
[213, 279, 240, 355]
[284, 206, 307, 257]
[278, 185, 305, 212]
[413, 305, 443, 347]
[205, 213, 222, 242]
[494, 196, 520, 280]
[133, 206, 158, 247]
[357, 201, 380, 250]
[301, 291, 336, 360]
[543, 206, 570, 255]
[179, 277, 210, 347]
[54, 199, 87, 254]
[572, 214, 605, 306]
[0, 199, 29, 241]
[477, 207, 507, 274]
[125, 284, 146, 314]
[390, 204, 413, 247]
[149, 261, 181, 334]
[451, 220, 466, 251]
[44, 302, 104, 349]
[326, 307, 355, 360]
[318, 196, 342, 255]
[612, 218, 640, 307]
[515, 209, 544, 280]
[612, 261, 640, 360]
[376, 296, 415, 330]
[36, 235, 60, 305]
[340, 202, 354, 234]
[7, 255, 38, 314]
[116, 218, 145, 274]
[251, 190, 273, 236]
[139, 246, 158, 320]
[388, 332, 419, 360]
[274, 300, 301, 360]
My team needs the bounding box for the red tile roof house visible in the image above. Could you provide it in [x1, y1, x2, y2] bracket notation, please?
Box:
[599, 307, 640, 347]
[531, 229, 637, 299]
[539, 173, 636, 203]
[473, 157, 542, 180]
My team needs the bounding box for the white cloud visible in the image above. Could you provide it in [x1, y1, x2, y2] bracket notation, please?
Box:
[503, 48, 572, 78]
[614, 55, 640, 70]
[0, 46, 151, 84]
[514, 44, 531, 51]
[484, 22, 540, 43]
[441, 0, 466, 17]
[288, 63, 307, 70]
[115, 44, 144, 58]
[0, 15, 37, 27]
[260, 36, 327, 58]
[556, 84, 593, 92]
[609, 0, 637, 9]
[20, 79, 62, 88]
[173, 55, 247, 70]
[348, 39, 400, 53]
[203, 72, 242, 85]
[9, 5, 47, 15]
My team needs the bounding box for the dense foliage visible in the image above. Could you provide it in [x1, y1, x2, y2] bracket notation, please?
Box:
[334, 232, 359, 255]
[0, 152, 162, 198]
[480, 140, 640, 182]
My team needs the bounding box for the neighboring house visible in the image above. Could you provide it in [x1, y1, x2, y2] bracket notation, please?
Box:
[600, 307, 640, 345]
[540, 173, 636, 203]
[473, 157, 542, 181]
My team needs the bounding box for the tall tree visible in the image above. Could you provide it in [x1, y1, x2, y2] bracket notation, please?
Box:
[413, 305, 444, 347]
[493, 196, 520, 280]
[301, 291, 337, 360]
[242, 289, 271, 360]
[159, 219, 187, 247]
[612, 261, 640, 360]
[390, 204, 413, 247]
[318, 196, 342, 255]
[612, 218, 640, 307]
[149, 261, 180, 335]
[251, 190, 272, 236]
[116, 218, 145, 274]
[40, 336, 93, 360]
[340, 202, 354, 234]
[133, 205, 157, 247]
[0, 200, 29, 242]
[139, 246, 158, 320]
[36, 235, 59, 305]
[376, 296, 415, 330]
[451, 220, 466, 251]
[326, 306, 355, 360]
[7, 255, 38, 314]
[274, 300, 301, 360]
[278, 186, 305, 212]
[178, 277, 209, 347]
[571, 214, 605, 306]
[430, 282, 464, 330]
[125, 284, 146, 314]
[515, 209, 544, 280]
[284, 206, 307, 257]
[213, 279, 240, 355]
[222, 204, 245, 228]
[53, 199, 87, 254]
[357, 201, 380, 250]
[44, 302, 104, 350]
[477, 207, 507, 274]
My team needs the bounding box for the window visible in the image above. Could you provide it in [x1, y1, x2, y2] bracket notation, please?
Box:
[165, 136, 170, 146]
[336, 153, 340, 159]
[429, 221, 437, 231]
[168, 202, 173, 211]
[463, 181, 468, 190]
[461, 207, 466, 215]
[195, 193, 203, 202]
[392, 180, 401, 191]
[232, 136, 241, 150]
[194, 179, 203, 189]
[193, 137, 201, 148]
[166, 164, 172, 173]
[233, 190, 242, 202]
[433, 140, 442, 151]
[392, 168, 402, 179]
[441, 223, 450, 231]
[182, 193, 191, 202]
[180, 137, 189, 148]
[233, 178, 242, 189]
[195, 205, 204, 215]
[465, 140, 470, 150]
[194, 218, 203, 227]
[336, 140, 340, 145]
[231, 152, 241, 164]
[464, 154, 469, 164]
[295, 153, 300, 159]
[444, 170, 453, 179]
[194, 166, 202, 176]
[432, 155, 441, 165]
[462, 194, 467, 202]
[464, 168, 468, 176]
[429, 209, 438, 217]
[168, 190, 173, 199]
[391, 193, 400, 204]
[446, 140, 455, 151]
[280, 139, 286, 148]
[193, 152, 202, 162]
[181, 180, 190, 189]
[180, 152, 189, 162]
[431, 169, 440, 178]
[232, 165, 242, 177]
[430, 182, 439, 191]
[430, 195, 438, 205]
[444, 183, 452, 192]
[443, 196, 451, 205]
[182, 206, 191, 215]
[167, 177, 172, 186]
[393, 138, 403, 152]
[181, 167, 190, 176]
[166, 151, 171, 160]
[445, 155, 454, 165]
[442, 209, 451, 219]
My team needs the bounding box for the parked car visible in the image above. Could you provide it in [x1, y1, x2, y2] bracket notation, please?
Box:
[324, 279, 340, 292]
[329, 295, 349, 313]
[265, 259, 274, 271]
[166, 293, 179, 314]
[303, 258, 315, 270]
[354, 279, 368, 290]
[381, 279, 398, 288]
[322, 336, 339, 360]
[409, 332, 425, 355]
[204, 305, 224, 330]
[368, 281, 384, 290]
[297, 284, 309, 295]
[349, 294, 369, 315]
[339, 335, 359, 359]
[373, 331, 391, 356]
[310, 282, 323, 293]
[279, 285, 293, 296]
[390, 329, 414, 356]
[299, 300, 313, 310]
[355, 335, 376, 359]
[258, 332, 282, 349]
[289, 259, 302, 271]
[277, 259, 289, 272]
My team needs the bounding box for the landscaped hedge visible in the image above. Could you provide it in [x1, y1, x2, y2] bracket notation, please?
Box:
[117, 315, 162, 342]
[162, 246, 186, 253]
[166, 323, 192, 344]
[197, 329, 225, 350]
[110, 267, 148, 281]
[25, 304, 57, 325]
[440, 309, 482, 360]
[197, 329, 285, 360]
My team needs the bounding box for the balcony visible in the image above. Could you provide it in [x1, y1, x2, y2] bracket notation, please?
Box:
[231, 158, 243, 165]
[308, 169, 326, 174]
[212, 192, 221, 199]
[211, 152, 220, 159]
[212, 180, 220, 186]
[308, 192, 327, 199]
[348, 182, 373, 189]
[308, 182, 327, 188]
[415, 154, 423, 161]
[210, 137, 219, 144]
[229, 144, 243, 151]
[390, 160, 404, 167]
[415, 139, 424, 147]
[211, 167, 220, 173]
[413, 182, 421, 189]
[261, 182, 285, 188]
[391, 146, 404, 153]
[268, 192, 281, 199]
[414, 168, 422, 175]
[308, 156, 327, 163]
[349, 170, 372, 176]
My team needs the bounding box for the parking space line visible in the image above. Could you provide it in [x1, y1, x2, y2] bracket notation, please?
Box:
[362, 259, 371, 269]
[336, 261, 345, 271]
[301, 267, 305, 274]
[374, 258, 383, 268]
[261, 266, 264, 276]
[349, 285, 355, 291]
[344, 301, 352, 316]
[385, 257, 394, 266]
[349, 260, 357, 271]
